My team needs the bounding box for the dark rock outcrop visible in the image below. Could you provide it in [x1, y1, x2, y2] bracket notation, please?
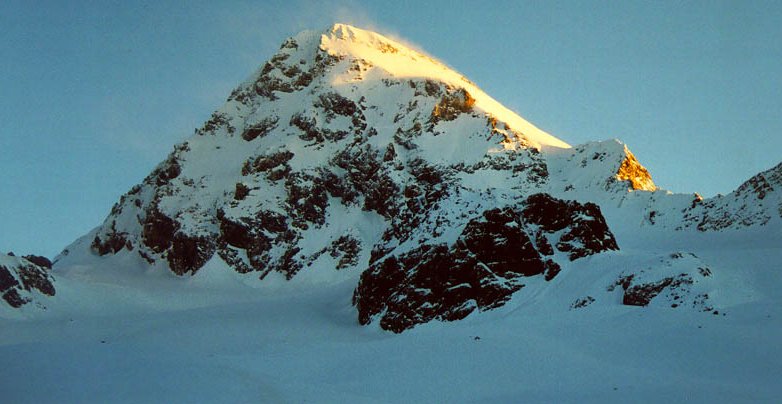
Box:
[521, 193, 619, 260]
[92, 221, 130, 255]
[354, 193, 619, 332]
[242, 150, 294, 177]
[0, 254, 56, 309]
[141, 206, 178, 253]
[608, 252, 715, 311]
[22, 255, 52, 270]
[242, 116, 279, 141]
[167, 233, 216, 276]
[617, 274, 695, 307]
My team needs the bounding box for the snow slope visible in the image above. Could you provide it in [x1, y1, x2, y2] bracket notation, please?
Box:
[2, 243, 781, 402]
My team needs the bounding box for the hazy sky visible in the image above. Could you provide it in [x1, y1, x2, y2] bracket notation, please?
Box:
[2, 0, 781, 258]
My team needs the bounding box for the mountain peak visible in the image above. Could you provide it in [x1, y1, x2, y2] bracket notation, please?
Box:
[326, 23, 386, 42]
[46, 23, 779, 329]
[291, 23, 571, 151]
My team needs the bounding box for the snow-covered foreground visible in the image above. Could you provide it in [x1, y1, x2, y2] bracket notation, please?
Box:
[2, 242, 780, 403]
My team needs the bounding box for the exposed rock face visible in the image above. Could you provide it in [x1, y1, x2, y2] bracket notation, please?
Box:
[521, 193, 619, 260]
[607, 252, 717, 312]
[241, 116, 278, 141]
[22, 255, 52, 269]
[168, 233, 216, 276]
[431, 87, 476, 122]
[616, 149, 656, 191]
[354, 193, 618, 332]
[0, 254, 55, 309]
[549, 140, 657, 194]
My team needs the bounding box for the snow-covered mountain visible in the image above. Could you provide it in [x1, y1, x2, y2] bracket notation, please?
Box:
[3, 23, 782, 402]
[34, 23, 778, 330]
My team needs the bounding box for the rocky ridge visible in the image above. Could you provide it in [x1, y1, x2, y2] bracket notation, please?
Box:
[354, 193, 619, 332]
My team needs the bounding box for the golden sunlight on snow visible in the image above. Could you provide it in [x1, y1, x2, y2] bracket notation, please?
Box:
[321, 24, 571, 151]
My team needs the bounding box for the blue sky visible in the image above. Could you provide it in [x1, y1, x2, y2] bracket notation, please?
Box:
[2, 0, 781, 258]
